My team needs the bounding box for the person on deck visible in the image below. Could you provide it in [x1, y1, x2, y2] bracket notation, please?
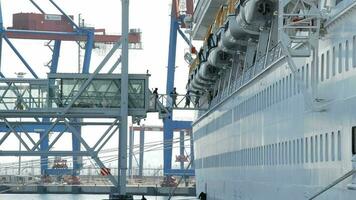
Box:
[194, 91, 200, 108]
[184, 90, 191, 108]
[153, 88, 159, 109]
[208, 90, 213, 106]
[198, 192, 207, 200]
[170, 87, 178, 107]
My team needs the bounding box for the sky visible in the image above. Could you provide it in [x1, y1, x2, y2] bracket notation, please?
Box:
[0, 0, 196, 173]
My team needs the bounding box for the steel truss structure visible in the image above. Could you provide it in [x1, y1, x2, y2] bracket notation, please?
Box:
[278, 0, 326, 110]
[128, 125, 194, 178]
[0, 0, 141, 197]
[163, 0, 195, 177]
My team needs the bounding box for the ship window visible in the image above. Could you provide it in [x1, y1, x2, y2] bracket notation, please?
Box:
[278, 80, 281, 102]
[278, 80, 282, 102]
[263, 89, 267, 109]
[268, 145, 271, 165]
[271, 85, 274, 105]
[282, 78, 285, 100]
[273, 84, 276, 105]
[285, 141, 288, 165]
[236, 151, 239, 166]
[261, 90, 264, 110]
[246, 149, 249, 166]
[272, 144, 275, 165]
[265, 145, 268, 166]
[254, 95, 257, 113]
[280, 143, 283, 165]
[261, 146, 264, 166]
[251, 148, 254, 166]
[242, 149, 244, 166]
[257, 147, 261, 165]
[297, 69, 301, 93]
[289, 74, 293, 96]
[326, 50, 330, 79]
[352, 127, 356, 155]
[321, 54, 325, 81]
[315, 135, 318, 162]
[331, 132, 335, 161]
[269, 145, 272, 165]
[259, 146, 262, 166]
[259, 93, 262, 111]
[346, 40, 350, 71]
[296, 139, 300, 164]
[320, 134, 324, 162]
[311, 136, 314, 163]
[255, 147, 257, 166]
[283, 142, 286, 165]
[289, 141, 292, 164]
[281, 142, 284, 165]
[338, 43, 342, 74]
[282, 142, 285, 165]
[274, 144, 277, 165]
[256, 94, 259, 112]
[337, 131, 342, 161]
[256, 147, 258, 166]
[269, 85, 272, 106]
[266, 87, 269, 107]
[332, 46, 336, 76]
[294, 73, 298, 95]
[291, 75, 294, 96]
[273, 144, 278, 165]
[257, 92, 262, 110]
[253, 147, 258, 165]
[271, 84, 274, 105]
[286, 76, 289, 98]
[306, 64, 309, 88]
[353, 36, 356, 68]
[278, 143, 281, 165]
[270, 145, 272, 165]
[292, 140, 296, 164]
[261, 92, 263, 110]
[301, 138, 304, 164]
[305, 137, 309, 163]
[325, 133, 329, 161]
[290, 75, 293, 97]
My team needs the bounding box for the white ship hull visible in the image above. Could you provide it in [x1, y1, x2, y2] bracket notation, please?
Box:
[193, 1, 356, 199]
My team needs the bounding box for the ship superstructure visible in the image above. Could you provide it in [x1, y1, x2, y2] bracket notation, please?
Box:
[188, 0, 356, 199]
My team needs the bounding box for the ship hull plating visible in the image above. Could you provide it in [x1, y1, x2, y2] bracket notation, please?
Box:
[193, 2, 356, 199]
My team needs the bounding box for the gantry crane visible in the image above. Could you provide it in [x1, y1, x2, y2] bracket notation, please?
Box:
[0, 0, 142, 199]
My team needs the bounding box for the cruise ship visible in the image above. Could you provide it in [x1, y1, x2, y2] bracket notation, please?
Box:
[187, 0, 356, 199]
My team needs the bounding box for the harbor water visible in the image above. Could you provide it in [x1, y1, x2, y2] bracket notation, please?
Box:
[0, 194, 197, 200]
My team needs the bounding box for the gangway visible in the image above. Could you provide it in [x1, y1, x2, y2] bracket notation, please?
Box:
[0, 73, 149, 118]
[148, 93, 206, 119]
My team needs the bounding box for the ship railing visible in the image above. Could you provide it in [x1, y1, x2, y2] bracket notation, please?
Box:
[148, 93, 208, 114]
[232, 44, 283, 91]
[209, 44, 283, 109]
[308, 168, 356, 200]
